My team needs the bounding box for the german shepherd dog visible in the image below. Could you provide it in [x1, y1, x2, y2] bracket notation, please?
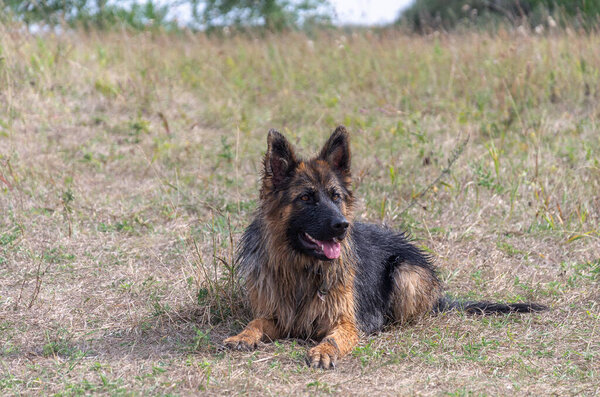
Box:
[224, 127, 546, 369]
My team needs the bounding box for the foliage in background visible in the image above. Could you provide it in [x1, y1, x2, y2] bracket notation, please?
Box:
[0, 0, 177, 30]
[0, 0, 332, 31]
[190, 0, 332, 31]
[398, 0, 600, 32]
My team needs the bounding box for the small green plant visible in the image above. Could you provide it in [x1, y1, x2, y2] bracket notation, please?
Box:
[149, 290, 170, 317]
[0, 225, 20, 246]
[130, 118, 150, 136]
[471, 161, 504, 194]
[94, 78, 119, 98]
[192, 328, 212, 351]
[306, 380, 334, 394]
[352, 339, 382, 367]
[61, 178, 74, 237]
[217, 136, 234, 164]
[42, 246, 76, 264]
[42, 330, 81, 358]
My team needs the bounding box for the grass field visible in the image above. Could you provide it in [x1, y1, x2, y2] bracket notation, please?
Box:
[1, 25, 599, 395]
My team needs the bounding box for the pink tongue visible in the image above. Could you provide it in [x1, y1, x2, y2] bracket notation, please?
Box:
[320, 240, 341, 259]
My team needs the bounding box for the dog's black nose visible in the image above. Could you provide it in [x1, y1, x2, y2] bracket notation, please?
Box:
[331, 219, 349, 232]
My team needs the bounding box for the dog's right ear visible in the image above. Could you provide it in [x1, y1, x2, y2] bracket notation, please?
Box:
[264, 129, 298, 188]
[319, 125, 351, 175]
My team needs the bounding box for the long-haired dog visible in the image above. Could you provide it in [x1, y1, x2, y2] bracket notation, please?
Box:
[224, 127, 546, 369]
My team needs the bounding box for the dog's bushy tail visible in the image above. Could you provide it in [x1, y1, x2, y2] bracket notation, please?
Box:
[435, 296, 548, 315]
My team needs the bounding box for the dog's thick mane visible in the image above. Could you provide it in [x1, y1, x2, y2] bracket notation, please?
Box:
[238, 206, 358, 339]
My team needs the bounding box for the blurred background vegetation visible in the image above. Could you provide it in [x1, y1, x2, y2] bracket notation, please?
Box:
[400, 0, 600, 32]
[0, 0, 333, 32]
[1, 0, 599, 32]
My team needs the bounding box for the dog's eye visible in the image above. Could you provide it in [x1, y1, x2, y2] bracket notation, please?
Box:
[331, 192, 341, 202]
[300, 194, 311, 202]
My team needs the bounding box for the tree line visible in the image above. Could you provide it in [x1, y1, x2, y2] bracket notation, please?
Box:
[400, 0, 600, 32]
[1, 0, 598, 32]
[0, 0, 332, 32]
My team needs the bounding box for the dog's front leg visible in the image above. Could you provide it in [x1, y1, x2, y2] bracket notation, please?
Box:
[307, 316, 359, 369]
[224, 318, 280, 351]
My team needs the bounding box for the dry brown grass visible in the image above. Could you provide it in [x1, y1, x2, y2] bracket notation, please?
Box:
[1, 25, 599, 395]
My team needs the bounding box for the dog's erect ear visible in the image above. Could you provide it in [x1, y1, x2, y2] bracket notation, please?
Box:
[264, 129, 298, 188]
[319, 126, 351, 174]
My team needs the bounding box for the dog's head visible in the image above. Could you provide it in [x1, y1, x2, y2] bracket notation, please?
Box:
[260, 126, 354, 261]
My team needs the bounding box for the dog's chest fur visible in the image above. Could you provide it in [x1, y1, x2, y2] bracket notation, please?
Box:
[239, 219, 356, 340]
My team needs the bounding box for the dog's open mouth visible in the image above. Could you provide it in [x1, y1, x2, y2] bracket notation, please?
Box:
[299, 232, 341, 260]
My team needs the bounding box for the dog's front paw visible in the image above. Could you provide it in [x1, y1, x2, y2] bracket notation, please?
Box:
[224, 334, 258, 351]
[307, 342, 339, 369]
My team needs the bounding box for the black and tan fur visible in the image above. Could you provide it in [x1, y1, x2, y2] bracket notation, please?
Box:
[224, 127, 546, 369]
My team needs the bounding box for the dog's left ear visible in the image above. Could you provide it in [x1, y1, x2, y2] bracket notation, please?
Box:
[319, 126, 351, 174]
